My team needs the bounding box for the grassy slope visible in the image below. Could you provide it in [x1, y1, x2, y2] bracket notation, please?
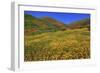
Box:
[24, 28, 90, 61]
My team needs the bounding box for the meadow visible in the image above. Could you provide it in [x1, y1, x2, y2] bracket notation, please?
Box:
[24, 28, 90, 61]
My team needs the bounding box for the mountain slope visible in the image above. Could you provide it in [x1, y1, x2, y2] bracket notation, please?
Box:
[24, 14, 66, 35]
[67, 18, 90, 29]
[41, 16, 65, 27]
[24, 14, 90, 35]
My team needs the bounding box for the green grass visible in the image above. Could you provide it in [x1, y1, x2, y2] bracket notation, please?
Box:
[24, 28, 90, 61]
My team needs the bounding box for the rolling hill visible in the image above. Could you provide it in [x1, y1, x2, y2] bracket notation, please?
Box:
[67, 18, 90, 30]
[24, 14, 90, 35]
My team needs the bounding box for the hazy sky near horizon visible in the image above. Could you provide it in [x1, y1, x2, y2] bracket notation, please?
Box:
[24, 11, 90, 24]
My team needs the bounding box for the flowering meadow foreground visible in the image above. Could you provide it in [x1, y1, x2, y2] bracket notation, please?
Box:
[24, 28, 90, 61]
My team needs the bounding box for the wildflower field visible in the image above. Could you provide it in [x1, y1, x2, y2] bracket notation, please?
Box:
[24, 28, 90, 61]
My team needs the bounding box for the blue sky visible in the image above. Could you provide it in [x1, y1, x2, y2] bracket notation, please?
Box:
[24, 11, 90, 24]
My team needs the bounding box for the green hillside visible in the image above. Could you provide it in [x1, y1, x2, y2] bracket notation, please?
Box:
[24, 14, 90, 35]
[24, 14, 66, 35]
[67, 18, 90, 30]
